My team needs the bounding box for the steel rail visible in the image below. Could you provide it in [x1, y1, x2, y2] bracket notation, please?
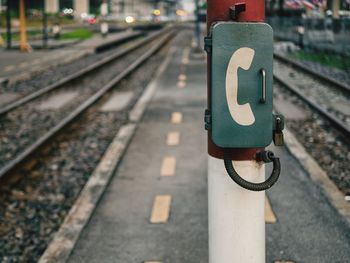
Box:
[0, 28, 172, 116]
[274, 74, 350, 138]
[274, 53, 350, 95]
[0, 31, 175, 180]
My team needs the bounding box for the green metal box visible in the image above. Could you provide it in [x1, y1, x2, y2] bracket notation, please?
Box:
[211, 22, 274, 148]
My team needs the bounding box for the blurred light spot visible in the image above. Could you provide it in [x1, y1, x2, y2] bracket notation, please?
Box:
[176, 9, 186, 16]
[125, 16, 135, 24]
[153, 9, 161, 16]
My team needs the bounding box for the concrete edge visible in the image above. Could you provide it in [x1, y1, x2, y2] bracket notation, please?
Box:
[7, 50, 90, 86]
[38, 43, 174, 263]
[93, 31, 143, 53]
[38, 123, 136, 263]
[5, 31, 141, 85]
[284, 128, 350, 225]
[129, 46, 175, 122]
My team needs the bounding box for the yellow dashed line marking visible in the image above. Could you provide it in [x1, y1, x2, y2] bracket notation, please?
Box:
[178, 74, 187, 81]
[265, 197, 277, 224]
[150, 195, 172, 224]
[4, 65, 14, 72]
[182, 47, 190, 64]
[177, 80, 186, 89]
[166, 132, 180, 146]
[160, 156, 176, 176]
[171, 112, 183, 124]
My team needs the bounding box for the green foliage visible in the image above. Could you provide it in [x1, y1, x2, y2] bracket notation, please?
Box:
[0, 30, 41, 41]
[60, 28, 94, 40]
[289, 50, 350, 71]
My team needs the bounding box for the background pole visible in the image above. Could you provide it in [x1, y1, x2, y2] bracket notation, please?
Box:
[206, 0, 266, 262]
[19, 0, 30, 52]
[42, 0, 48, 48]
[194, 0, 200, 50]
[6, 0, 11, 49]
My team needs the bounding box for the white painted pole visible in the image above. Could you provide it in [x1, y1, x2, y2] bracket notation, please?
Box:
[208, 156, 265, 263]
[100, 1, 108, 37]
[45, 0, 59, 14]
[332, 0, 340, 19]
[101, 2, 108, 16]
[74, 0, 89, 19]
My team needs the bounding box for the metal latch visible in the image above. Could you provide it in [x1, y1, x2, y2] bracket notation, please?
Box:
[273, 114, 285, 146]
[229, 3, 246, 21]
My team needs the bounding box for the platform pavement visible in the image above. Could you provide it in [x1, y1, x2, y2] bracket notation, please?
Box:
[0, 31, 141, 83]
[65, 32, 350, 262]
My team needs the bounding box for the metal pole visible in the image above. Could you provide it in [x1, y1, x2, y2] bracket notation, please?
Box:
[19, 0, 29, 52]
[6, 0, 11, 49]
[206, 0, 266, 262]
[194, 0, 200, 50]
[208, 158, 265, 262]
[43, 0, 48, 48]
[341, 17, 346, 68]
[332, 0, 340, 19]
[100, 0, 108, 38]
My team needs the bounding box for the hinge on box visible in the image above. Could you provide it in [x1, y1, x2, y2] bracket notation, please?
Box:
[204, 36, 212, 53]
[204, 109, 212, 130]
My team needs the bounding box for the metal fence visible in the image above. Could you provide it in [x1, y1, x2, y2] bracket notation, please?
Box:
[267, 16, 350, 57]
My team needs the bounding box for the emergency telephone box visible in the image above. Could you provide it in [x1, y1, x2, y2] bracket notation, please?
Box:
[210, 22, 274, 148]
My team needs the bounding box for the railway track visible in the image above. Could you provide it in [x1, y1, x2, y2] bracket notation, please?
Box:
[0, 28, 175, 180]
[273, 54, 350, 195]
[274, 54, 350, 138]
[0, 29, 188, 262]
[0, 30, 168, 116]
[274, 53, 350, 95]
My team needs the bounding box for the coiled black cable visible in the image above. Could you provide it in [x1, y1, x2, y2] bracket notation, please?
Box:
[223, 150, 281, 191]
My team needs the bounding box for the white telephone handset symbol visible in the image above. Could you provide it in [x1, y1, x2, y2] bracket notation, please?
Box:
[226, 47, 255, 126]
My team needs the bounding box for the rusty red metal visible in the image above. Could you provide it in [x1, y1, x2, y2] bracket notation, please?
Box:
[207, 0, 265, 160]
[207, 0, 265, 27]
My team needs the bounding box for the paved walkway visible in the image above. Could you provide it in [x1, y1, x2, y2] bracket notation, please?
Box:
[66, 31, 350, 263]
[68, 32, 208, 263]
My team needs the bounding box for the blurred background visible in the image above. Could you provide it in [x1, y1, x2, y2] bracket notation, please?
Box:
[0, 1, 350, 262]
[267, 0, 350, 72]
[0, 0, 349, 70]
